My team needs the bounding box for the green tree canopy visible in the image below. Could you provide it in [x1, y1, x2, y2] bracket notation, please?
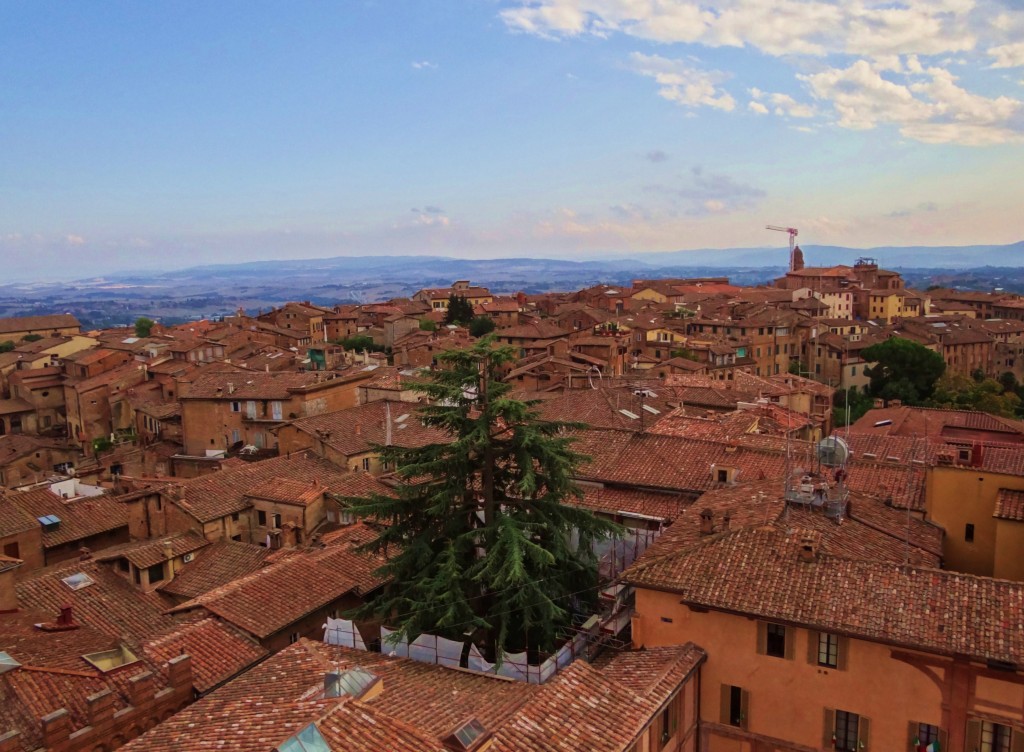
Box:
[467, 315, 496, 337]
[344, 337, 619, 660]
[0, 341, 14, 353]
[134, 316, 156, 337]
[862, 338, 946, 403]
[21, 334, 43, 342]
[444, 294, 474, 326]
[832, 387, 874, 427]
[418, 318, 437, 332]
[930, 373, 1022, 417]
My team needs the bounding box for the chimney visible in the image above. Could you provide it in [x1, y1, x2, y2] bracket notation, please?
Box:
[971, 442, 984, 468]
[227, 382, 235, 395]
[40, 709, 71, 748]
[79, 546, 92, 562]
[355, 423, 362, 436]
[0, 558, 22, 613]
[798, 531, 820, 563]
[889, 398, 902, 407]
[0, 731, 22, 752]
[699, 508, 714, 536]
[873, 398, 884, 409]
[58, 604, 75, 627]
[721, 511, 731, 531]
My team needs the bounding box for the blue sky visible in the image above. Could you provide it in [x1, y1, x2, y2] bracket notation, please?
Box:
[1, 0, 1022, 280]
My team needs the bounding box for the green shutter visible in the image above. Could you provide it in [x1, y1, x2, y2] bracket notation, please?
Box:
[824, 708, 835, 749]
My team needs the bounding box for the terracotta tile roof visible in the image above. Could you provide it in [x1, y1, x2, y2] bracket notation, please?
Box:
[572, 485, 691, 522]
[286, 401, 449, 458]
[3, 488, 129, 549]
[158, 540, 274, 600]
[142, 617, 268, 693]
[168, 531, 387, 639]
[625, 525, 1024, 664]
[0, 314, 79, 335]
[491, 645, 705, 752]
[850, 405, 1024, 441]
[996, 488, 1024, 521]
[94, 532, 210, 570]
[0, 495, 39, 538]
[126, 638, 698, 752]
[0, 398, 32, 416]
[246, 476, 326, 506]
[166, 450, 369, 523]
[637, 479, 940, 567]
[180, 369, 327, 399]
[521, 387, 676, 431]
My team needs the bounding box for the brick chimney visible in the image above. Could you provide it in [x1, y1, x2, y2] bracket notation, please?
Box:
[798, 531, 821, 563]
[0, 557, 22, 613]
[971, 442, 984, 468]
[699, 508, 714, 536]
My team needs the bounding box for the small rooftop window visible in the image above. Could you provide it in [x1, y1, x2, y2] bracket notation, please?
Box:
[443, 719, 490, 751]
[37, 514, 61, 532]
[619, 409, 640, 420]
[642, 404, 661, 415]
[325, 667, 380, 699]
[0, 651, 21, 676]
[277, 724, 331, 752]
[62, 572, 95, 591]
[82, 645, 139, 673]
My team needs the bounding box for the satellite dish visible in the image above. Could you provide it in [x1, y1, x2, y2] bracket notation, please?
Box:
[817, 436, 850, 467]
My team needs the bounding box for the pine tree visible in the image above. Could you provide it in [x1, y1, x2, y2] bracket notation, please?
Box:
[344, 336, 619, 660]
[444, 294, 474, 325]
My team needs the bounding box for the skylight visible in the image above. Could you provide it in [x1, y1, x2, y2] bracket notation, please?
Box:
[0, 651, 21, 676]
[619, 410, 640, 420]
[324, 668, 379, 699]
[443, 719, 489, 751]
[37, 514, 61, 531]
[62, 572, 95, 591]
[395, 413, 409, 423]
[642, 404, 661, 415]
[276, 723, 331, 752]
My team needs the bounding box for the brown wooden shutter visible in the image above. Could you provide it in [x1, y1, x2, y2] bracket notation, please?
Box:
[784, 626, 795, 660]
[739, 689, 750, 731]
[807, 629, 820, 665]
[965, 720, 982, 752]
[938, 729, 948, 752]
[720, 684, 731, 724]
[837, 635, 850, 671]
[756, 621, 767, 655]
[1011, 728, 1024, 752]
[823, 708, 835, 749]
[858, 716, 870, 750]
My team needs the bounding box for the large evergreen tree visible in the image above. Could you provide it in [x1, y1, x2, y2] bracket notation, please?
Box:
[444, 294, 474, 326]
[344, 337, 618, 659]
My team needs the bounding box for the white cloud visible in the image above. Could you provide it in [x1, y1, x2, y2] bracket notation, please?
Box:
[500, 0, 987, 59]
[748, 100, 769, 114]
[411, 61, 438, 70]
[65, 234, 86, 246]
[629, 53, 735, 111]
[989, 42, 1024, 68]
[801, 60, 1023, 145]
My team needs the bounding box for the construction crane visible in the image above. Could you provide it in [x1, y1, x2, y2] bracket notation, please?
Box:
[766, 225, 799, 271]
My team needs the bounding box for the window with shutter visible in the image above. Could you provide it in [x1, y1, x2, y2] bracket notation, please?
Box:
[833, 709, 860, 752]
[719, 684, 746, 728]
[909, 722, 944, 751]
[980, 721, 1013, 752]
[765, 623, 787, 658]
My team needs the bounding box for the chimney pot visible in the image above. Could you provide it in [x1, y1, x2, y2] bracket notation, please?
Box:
[58, 604, 75, 627]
